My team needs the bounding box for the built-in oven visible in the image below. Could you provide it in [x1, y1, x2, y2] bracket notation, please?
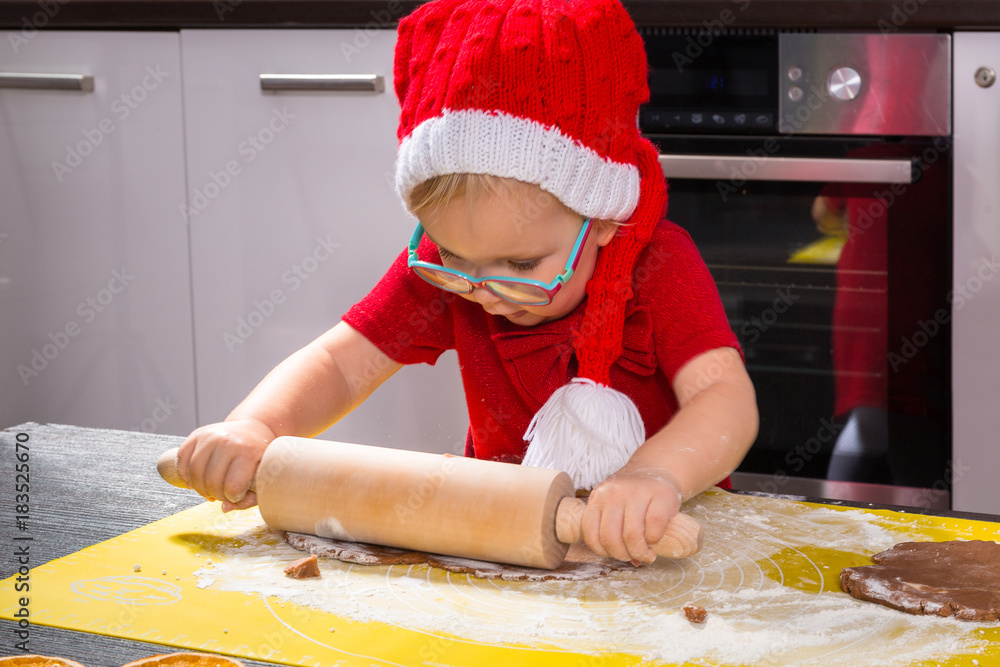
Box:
[638, 31, 953, 507]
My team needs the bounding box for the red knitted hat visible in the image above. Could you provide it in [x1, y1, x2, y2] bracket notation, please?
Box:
[393, 0, 668, 487]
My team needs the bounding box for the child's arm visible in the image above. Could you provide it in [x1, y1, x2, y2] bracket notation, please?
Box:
[176, 321, 401, 512]
[581, 346, 758, 563]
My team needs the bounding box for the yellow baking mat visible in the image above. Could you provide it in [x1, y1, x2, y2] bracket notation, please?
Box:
[2, 490, 999, 667]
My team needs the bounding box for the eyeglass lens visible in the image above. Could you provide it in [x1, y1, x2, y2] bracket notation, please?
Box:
[413, 266, 549, 305]
[413, 267, 469, 293]
[484, 280, 548, 304]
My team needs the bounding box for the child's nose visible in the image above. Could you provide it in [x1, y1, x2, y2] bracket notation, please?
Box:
[469, 285, 502, 306]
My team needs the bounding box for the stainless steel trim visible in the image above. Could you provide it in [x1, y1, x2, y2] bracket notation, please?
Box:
[659, 154, 914, 184]
[778, 34, 951, 136]
[0, 73, 94, 92]
[259, 74, 385, 93]
[952, 33, 1000, 514]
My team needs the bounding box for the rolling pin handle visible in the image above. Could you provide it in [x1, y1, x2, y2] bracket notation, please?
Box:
[157, 447, 189, 489]
[554, 496, 703, 559]
[157, 446, 259, 494]
[555, 496, 586, 544]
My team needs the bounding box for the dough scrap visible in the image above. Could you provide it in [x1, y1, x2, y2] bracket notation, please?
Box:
[284, 532, 634, 581]
[840, 540, 1000, 621]
[682, 602, 708, 623]
[283, 555, 321, 579]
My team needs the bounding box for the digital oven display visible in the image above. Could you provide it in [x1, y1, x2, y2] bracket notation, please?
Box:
[649, 69, 770, 98]
[640, 32, 779, 134]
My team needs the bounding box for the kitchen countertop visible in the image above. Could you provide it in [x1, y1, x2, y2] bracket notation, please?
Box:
[0, 423, 278, 666]
[2, 422, 999, 665]
[0, 0, 998, 30]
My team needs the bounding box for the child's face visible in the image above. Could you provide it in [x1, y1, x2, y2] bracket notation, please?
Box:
[419, 185, 616, 327]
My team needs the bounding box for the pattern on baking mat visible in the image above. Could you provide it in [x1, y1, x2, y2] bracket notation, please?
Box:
[195, 490, 998, 666]
[71, 576, 183, 605]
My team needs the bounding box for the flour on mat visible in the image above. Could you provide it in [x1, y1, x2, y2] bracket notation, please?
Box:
[193, 491, 994, 666]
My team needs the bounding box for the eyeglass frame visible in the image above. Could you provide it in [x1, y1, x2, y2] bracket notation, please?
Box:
[406, 217, 593, 306]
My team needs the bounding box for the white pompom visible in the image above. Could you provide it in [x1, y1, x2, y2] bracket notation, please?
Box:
[522, 378, 645, 490]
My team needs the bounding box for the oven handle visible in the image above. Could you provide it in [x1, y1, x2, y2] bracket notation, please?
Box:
[658, 154, 915, 184]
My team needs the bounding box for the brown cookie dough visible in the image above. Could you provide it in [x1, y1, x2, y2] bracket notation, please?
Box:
[284, 532, 634, 581]
[682, 603, 707, 623]
[840, 540, 1000, 621]
[283, 555, 321, 579]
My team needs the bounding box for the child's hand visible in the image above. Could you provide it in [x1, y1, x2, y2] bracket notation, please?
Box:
[580, 468, 682, 564]
[176, 419, 275, 512]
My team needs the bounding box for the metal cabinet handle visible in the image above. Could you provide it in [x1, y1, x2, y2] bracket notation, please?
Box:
[658, 154, 915, 184]
[0, 73, 94, 92]
[259, 74, 384, 93]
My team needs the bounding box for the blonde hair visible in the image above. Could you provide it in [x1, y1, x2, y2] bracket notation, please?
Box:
[407, 173, 581, 224]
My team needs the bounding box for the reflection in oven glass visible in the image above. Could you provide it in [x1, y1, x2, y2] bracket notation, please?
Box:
[666, 141, 951, 490]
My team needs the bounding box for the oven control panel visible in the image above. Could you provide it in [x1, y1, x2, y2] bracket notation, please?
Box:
[639, 31, 951, 137]
[779, 33, 950, 136]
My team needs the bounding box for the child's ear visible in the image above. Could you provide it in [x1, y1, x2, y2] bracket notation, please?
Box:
[594, 220, 619, 247]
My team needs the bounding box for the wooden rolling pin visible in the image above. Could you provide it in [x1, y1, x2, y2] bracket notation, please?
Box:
[158, 436, 703, 570]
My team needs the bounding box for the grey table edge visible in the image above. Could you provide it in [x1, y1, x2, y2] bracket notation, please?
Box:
[0, 422, 282, 666]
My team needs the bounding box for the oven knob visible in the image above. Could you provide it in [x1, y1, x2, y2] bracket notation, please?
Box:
[828, 66, 862, 101]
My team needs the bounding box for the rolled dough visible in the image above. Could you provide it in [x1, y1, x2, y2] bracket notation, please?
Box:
[284, 531, 634, 581]
[840, 540, 1000, 621]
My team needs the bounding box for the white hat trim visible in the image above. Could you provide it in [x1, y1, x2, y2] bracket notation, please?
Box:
[395, 108, 641, 221]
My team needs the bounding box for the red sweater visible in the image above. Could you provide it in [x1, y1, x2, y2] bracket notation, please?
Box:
[344, 220, 740, 480]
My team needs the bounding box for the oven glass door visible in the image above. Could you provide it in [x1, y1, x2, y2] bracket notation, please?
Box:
[652, 136, 952, 492]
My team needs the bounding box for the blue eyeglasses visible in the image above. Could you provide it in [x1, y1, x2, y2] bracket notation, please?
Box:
[407, 218, 593, 306]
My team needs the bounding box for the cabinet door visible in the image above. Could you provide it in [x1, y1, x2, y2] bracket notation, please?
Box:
[0, 32, 196, 435]
[953, 33, 1000, 514]
[181, 30, 468, 454]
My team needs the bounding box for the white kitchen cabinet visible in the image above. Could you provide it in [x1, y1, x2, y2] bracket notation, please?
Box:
[180, 30, 468, 454]
[952, 33, 1000, 514]
[0, 32, 196, 435]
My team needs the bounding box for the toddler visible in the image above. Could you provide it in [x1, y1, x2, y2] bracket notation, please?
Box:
[178, 0, 758, 565]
